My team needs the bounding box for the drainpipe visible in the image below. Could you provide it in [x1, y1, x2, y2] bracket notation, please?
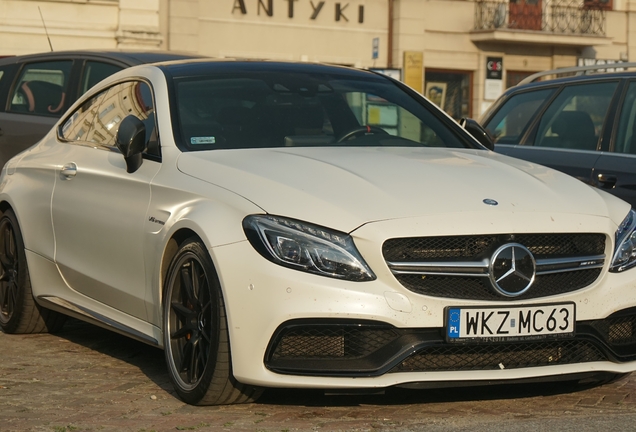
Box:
[388, 0, 394, 68]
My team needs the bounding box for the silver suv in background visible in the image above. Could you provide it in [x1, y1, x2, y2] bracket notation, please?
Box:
[481, 63, 636, 207]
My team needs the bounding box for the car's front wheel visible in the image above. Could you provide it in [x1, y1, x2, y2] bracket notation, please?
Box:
[163, 238, 262, 405]
[0, 208, 66, 334]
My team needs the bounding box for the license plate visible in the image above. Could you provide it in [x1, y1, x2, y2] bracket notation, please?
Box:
[445, 303, 575, 343]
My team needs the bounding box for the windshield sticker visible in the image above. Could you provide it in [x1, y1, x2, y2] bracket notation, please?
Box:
[191, 136, 216, 145]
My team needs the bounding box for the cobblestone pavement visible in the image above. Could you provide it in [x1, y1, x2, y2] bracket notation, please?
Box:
[3, 319, 636, 432]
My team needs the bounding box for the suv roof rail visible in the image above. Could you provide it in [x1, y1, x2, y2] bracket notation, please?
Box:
[518, 62, 636, 86]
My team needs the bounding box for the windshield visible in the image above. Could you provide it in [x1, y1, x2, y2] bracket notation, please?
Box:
[173, 71, 470, 151]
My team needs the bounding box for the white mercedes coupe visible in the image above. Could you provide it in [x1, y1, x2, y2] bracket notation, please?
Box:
[2, 60, 636, 406]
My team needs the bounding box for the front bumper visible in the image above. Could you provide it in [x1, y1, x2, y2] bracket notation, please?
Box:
[211, 212, 636, 389]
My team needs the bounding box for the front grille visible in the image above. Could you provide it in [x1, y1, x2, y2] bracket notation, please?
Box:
[391, 340, 605, 372]
[383, 233, 606, 301]
[396, 268, 602, 301]
[383, 234, 606, 262]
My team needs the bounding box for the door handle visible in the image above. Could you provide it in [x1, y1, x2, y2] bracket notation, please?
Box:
[60, 162, 77, 179]
[597, 173, 617, 188]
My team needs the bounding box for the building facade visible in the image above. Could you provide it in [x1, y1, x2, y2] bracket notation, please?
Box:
[1, 0, 634, 119]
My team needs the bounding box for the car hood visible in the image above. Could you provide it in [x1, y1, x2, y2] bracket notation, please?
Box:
[177, 147, 626, 232]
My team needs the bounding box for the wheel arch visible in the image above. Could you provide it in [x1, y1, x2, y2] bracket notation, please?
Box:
[160, 228, 203, 288]
[0, 200, 13, 215]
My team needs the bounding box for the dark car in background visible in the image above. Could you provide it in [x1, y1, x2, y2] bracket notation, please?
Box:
[0, 50, 199, 168]
[480, 63, 636, 206]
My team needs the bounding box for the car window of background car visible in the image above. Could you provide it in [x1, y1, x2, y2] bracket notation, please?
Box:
[175, 74, 466, 151]
[80, 61, 123, 96]
[615, 81, 636, 155]
[9, 61, 72, 116]
[484, 89, 555, 144]
[61, 80, 159, 157]
[534, 82, 618, 151]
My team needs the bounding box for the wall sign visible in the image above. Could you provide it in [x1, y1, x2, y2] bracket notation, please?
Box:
[486, 57, 503, 80]
[404, 51, 424, 94]
[485, 56, 503, 101]
[232, 0, 365, 23]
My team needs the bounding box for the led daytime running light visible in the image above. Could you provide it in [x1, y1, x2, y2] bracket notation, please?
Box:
[243, 215, 375, 282]
[611, 209, 636, 272]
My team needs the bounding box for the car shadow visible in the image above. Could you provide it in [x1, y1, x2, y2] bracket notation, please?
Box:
[52, 318, 625, 407]
[53, 317, 176, 397]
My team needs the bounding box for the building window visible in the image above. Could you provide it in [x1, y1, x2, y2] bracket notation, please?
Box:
[506, 70, 539, 88]
[424, 70, 472, 120]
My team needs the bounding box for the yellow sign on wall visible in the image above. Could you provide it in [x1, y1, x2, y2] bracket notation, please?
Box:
[403, 51, 424, 94]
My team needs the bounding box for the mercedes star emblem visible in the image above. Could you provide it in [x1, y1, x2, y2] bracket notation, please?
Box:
[489, 243, 536, 297]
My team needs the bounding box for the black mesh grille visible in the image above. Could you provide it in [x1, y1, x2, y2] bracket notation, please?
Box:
[383, 234, 606, 301]
[396, 268, 602, 301]
[589, 315, 636, 346]
[270, 326, 400, 360]
[382, 233, 605, 262]
[391, 340, 606, 372]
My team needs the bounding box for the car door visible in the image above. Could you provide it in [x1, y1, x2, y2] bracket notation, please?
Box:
[51, 80, 160, 320]
[592, 80, 636, 206]
[492, 81, 619, 186]
[0, 60, 75, 169]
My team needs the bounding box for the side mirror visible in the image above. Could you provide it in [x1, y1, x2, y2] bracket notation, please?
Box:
[459, 118, 495, 151]
[115, 115, 147, 173]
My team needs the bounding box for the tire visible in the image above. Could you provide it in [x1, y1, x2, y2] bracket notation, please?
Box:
[162, 238, 262, 405]
[0, 208, 66, 334]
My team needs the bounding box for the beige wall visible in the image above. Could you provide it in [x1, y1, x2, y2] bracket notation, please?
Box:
[3, 0, 636, 118]
[0, 0, 161, 55]
[168, 0, 389, 67]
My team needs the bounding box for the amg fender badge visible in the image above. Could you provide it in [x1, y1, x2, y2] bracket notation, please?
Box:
[148, 216, 165, 226]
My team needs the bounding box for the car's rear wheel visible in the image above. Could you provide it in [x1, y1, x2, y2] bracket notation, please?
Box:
[163, 238, 262, 405]
[0, 208, 66, 334]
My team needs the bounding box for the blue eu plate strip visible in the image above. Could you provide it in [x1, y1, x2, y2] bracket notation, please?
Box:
[447, 308, 461, 338]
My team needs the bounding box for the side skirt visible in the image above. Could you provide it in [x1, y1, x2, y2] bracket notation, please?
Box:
[37, 295, 160, 347]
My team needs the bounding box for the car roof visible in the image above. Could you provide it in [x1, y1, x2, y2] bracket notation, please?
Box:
[157, 58, 385, 79]
[0, 50, 202, 67]
[501, 69, 636, 98]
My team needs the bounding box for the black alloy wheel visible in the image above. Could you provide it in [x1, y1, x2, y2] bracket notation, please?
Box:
[0, 208, 65, 334]
[0, 215, 19, 325]
[163, 238, 262, 405]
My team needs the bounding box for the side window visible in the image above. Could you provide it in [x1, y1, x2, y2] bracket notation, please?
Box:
[534, 82, 618, 151]
[9, 61, 72, 116]
[60, 89, 108, 141]
[80, 61, 123, 95]
[484, 89, 555, 144]
[615, 81, 636, 155]
[85, 81, 159, 156]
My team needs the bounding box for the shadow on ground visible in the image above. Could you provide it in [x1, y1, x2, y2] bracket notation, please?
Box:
[51, 317, 626, 408]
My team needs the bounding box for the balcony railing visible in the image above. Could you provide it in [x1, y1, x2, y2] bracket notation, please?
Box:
[474, 0, 605, 36]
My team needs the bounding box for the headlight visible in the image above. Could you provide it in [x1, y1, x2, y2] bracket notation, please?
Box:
[611, 209, 636, 272]
[243, 215, 376, 282]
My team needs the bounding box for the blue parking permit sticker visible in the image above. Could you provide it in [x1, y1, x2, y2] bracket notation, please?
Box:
[191, 136, 216, 145]
[447, 308, 461, 339]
